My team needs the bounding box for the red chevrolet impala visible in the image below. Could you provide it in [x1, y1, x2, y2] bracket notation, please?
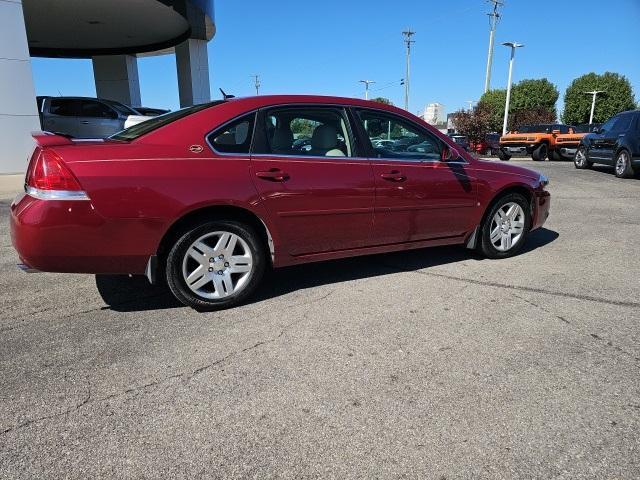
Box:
[10, 95, 550, 309]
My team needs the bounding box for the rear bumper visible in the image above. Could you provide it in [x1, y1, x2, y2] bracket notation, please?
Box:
[10, 193, 162, 274]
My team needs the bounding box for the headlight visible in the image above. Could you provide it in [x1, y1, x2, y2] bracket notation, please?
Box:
[539, 173, 549, 188]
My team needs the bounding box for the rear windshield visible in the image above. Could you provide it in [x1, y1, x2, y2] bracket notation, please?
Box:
[109, 101, 225, 141]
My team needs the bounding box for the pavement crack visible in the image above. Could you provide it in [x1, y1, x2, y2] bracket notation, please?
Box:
[381, 263, 640, 309]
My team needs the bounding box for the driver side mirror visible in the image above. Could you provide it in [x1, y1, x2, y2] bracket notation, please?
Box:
[441, 145, 460, 161]
[592, 126, 602, 134]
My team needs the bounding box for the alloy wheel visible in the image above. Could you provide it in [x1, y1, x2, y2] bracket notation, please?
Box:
[489, 202, 526, 252]
[575, 148, 586, 167]
[181, 231, 253, 299]
[616, 151, 628, 176]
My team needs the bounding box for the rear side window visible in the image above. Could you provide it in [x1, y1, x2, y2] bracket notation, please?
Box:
[49, 99, 81, 116]
[207, 113, 255, 155]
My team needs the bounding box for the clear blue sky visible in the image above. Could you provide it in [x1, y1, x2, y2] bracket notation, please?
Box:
[32, 0, 640, 117]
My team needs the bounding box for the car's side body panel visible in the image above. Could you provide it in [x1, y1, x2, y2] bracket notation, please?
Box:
[11, 95, 550, 276]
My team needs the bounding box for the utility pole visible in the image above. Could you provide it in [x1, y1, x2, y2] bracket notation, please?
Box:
[585, 90, 604, 124]
[501, 42, 524, 136]
[358, 80, 376, 100]
[402, 28, 415, 111]
[484, 0, 504, 93]
[250, 74, 260, 95]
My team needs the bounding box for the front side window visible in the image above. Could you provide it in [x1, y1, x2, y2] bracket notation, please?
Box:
[600, 116, 617, 133]
[611, 114, 632, 132]
[207, 113, 255, 154]
[356, 109, 441, 161]
[256, 107, 353, 157]
[80, 100, 116, 119]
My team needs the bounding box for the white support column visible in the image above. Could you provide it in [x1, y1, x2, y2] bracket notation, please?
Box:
[175, 38, 211, 107]
[0, 0, 41, 174]
[92, 55, 142, 107]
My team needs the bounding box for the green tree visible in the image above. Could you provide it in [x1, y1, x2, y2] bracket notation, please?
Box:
[371, 97, 393, 105]
[562, 72, 636, 124]
[478, 78, 559, 131]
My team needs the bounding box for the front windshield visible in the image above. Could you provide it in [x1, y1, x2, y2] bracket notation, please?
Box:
[110, 101, 224, 141]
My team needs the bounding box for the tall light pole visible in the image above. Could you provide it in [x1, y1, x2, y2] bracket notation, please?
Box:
[402, 28, 415, 111]
[501, 42, 524, 135]
[250, 74, 260, 95]
[484, 0, 504, 93]
[359, 80, 376, 100]
[585, 90, 604, 124]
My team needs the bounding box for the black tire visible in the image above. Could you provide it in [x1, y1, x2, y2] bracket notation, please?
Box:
[490, 148, 499, 156]
[497, 148, 512, 161]
[532, 143, 548, 161]
[614, 149, 635, 178]
[550, 149, 563, 161]
[478, 193, 531, 259]
[166, 220, 266, 310]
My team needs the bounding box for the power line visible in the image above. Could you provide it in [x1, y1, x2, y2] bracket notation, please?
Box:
[402, 28, 415, 111]
[484, 0, 504, 93]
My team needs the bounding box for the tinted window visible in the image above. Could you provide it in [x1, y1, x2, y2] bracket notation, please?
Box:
[600, 116, 617, 132]
[208, 113, 255, 154]
[356, 109, 441, 161]
[80, 100, 116, 118]
[49, 99, 81, 116]
[104, 100, 138, 116]
[256, 107, 353, 157]
[612, 114, 632, 132]
[110, 101, 223, 141]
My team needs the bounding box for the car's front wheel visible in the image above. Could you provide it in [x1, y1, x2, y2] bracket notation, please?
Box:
[478, 193, 531, 259]
[614, 149, 635, 178]
[166, 220, 266, 310]
[574, 146, 592, 169]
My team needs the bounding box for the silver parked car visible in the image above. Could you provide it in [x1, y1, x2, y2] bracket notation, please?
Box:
[36, 96, 151, 138]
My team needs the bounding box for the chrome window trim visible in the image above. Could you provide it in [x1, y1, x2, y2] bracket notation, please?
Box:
[250, 153, 370, 161]
[25, 186, 90, 201]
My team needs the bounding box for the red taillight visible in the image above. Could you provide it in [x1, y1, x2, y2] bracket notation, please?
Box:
[26, 149, 83, 191]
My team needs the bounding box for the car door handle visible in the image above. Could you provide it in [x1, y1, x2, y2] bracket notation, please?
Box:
[380, 170, 406, 182]
[81, 121, 89, 124]
[255, 169, 290, 182]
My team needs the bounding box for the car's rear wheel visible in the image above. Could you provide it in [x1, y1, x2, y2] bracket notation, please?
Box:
[614, 149, 635, 178]
[532, 144, 548, 161]
[478, 193, 531, 259]
[497, 148, 512, 161]
[166, 220, 265, 310]
[574, 146, 592, 169]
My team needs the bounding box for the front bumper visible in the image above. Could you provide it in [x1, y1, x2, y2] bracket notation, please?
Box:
[558, 147, 577, 157]
[10, 193, 160, 274]
[533, 190, 551, 230]
[500, 143, 538, 154]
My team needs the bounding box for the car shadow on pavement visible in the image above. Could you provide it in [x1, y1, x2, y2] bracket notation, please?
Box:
[96, 227, 559, 313]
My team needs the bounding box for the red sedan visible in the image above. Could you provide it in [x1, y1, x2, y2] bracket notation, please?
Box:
[11, 95, 550, 309]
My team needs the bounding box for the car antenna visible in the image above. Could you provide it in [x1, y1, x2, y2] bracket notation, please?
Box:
[219, 88, 235, 100]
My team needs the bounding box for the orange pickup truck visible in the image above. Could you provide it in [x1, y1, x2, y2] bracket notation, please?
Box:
[498, 124, 582, 161]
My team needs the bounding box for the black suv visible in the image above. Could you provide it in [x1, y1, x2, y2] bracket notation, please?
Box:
[575, 110, 640, 178]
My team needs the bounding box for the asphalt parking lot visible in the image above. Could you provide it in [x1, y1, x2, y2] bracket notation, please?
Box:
[1, 159, 639, 479]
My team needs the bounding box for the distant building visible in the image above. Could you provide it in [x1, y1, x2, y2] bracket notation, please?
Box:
[446, 113, 458, 134]
[419, 102, 445, 125]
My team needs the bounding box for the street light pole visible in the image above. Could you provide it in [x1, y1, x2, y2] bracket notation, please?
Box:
[501, 42, 524, 135]
[359, 80, 376, 100]
[402, 28, 415, 111]
[585, 90, 604, 124]
[250, 74, 260, 95]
